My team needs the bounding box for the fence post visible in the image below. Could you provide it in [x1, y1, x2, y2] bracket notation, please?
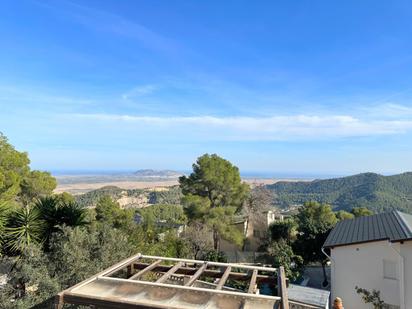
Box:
[277, 266, 289, 309]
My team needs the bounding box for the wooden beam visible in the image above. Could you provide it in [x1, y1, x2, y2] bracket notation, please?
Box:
[156, 261, 184, 283]
[277, 266, 289, 309]
[139, 254, 277, 272]
[102, 254, 141, 277]
[216, 266, 231, 290]
[132, 263, 274, 282]
[247, 269, 258, 294]
[54, 293, 64, 309]
[185, 262, 208, 286]
[127, 265, 133, 278]
[129, 259, 162, 280]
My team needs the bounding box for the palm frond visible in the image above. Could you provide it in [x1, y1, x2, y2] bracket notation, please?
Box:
[5, 206, 45, 252]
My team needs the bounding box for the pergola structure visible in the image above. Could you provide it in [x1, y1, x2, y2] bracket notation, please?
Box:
[55, 253, 291, 309]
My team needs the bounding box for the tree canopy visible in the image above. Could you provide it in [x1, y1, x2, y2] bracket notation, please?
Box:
[179, 154, 249, 250]
[0, 133, 56, 203]
[351, 206, 373, 217]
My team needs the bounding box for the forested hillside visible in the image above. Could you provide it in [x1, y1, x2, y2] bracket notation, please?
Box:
[267, 172, 412, 213]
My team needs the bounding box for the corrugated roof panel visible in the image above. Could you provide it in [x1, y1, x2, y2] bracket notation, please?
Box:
[390, 212, 406, 239]
[328, 221, 341, 245]
[340, 218, 351, 245]
[341, 216, 353, 245]
[323, 210, 412, 248]
[376, 213, 384, 239]
[368, 215, 374, 241]
[371, 214, 378, 239]
[380, 213, 392, 240]
[386, 213, 400, 239]
[361, 216, 368, 242]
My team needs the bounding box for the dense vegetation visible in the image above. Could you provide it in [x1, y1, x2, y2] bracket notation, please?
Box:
[148, 186, 182, 204]
[267, 172, 412, 213]
[264, 202, 371, 283]
[75, 185, 182, 207]
[0, 133, 56, 205]
[0, 134, 386, 307]
[137, 204, 186, 225]
[0, 135, 191, 308]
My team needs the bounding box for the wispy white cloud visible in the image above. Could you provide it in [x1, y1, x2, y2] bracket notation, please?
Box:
[366, 103, 412, 118]
[122, 85, 158, 100]
[71, 112, 412, 141]
[36, 0, 179, 54]
[0, 85, 94, 107]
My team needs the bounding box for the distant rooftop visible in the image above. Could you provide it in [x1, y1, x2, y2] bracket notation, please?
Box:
[323, 210, 412, 248]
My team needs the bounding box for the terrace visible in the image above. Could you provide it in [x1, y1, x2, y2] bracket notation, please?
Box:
[55, 253, 327, 309]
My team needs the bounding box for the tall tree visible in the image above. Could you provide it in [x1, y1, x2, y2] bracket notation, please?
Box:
[243, 185, 275, 231]
[0, 133, 56, 203]
[182, 222, 213, 259]
[293, 201, 337, 286]
[20, 171, 57, 203]
[179, 154, 249, 250]
[269, 219, 297, 243]
[0, 133, 30, 203]
[267, 239, 303, 281]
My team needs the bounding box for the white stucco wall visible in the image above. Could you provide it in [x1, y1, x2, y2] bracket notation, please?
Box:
[399, 241, 412, 309]
[331, 240, 402, 309]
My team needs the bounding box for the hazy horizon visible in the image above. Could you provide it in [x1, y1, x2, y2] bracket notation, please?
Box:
[50, 168, 410, 180]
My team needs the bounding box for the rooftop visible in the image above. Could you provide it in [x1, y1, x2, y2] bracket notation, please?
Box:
[323, 210, 412, 248]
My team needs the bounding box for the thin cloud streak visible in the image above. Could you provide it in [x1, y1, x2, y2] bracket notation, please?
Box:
[72, 113, 412, 141]
[122, 85, 158, 100]
[36, 0, 180, 54]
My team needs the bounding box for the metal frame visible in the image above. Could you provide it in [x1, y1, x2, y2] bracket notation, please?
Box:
[55, 253, 289, 309]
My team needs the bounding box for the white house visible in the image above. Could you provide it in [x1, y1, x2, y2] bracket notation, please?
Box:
[323, 210, 412, 309]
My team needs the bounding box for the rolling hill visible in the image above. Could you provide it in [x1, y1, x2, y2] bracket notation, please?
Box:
[266, 172, 412, 213]
[75, 185, 182, 208]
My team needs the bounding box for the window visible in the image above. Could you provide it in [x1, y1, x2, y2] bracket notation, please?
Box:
[383, 260, 398, 280]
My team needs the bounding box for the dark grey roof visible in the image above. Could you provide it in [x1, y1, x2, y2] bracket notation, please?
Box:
[323, 211, 412, 248]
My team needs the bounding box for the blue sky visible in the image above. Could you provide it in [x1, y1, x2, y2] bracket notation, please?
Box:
[1, 0, 412, 176]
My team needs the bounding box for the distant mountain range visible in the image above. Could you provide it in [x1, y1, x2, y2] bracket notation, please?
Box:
[134, 169, 183, 178]
[266, 172, 412, 214]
